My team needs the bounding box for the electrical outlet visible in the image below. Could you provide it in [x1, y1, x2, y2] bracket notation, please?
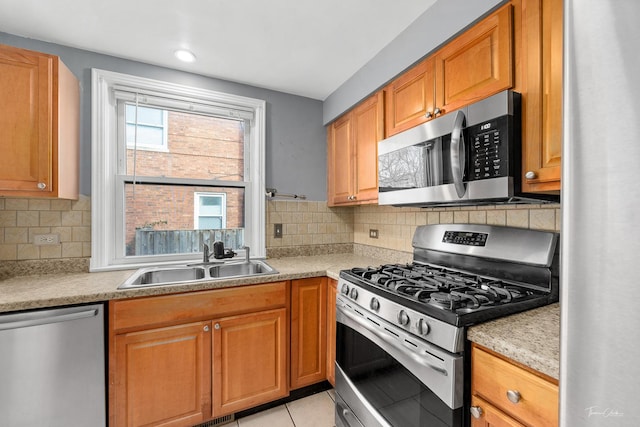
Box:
[369, 229, 379, 239]
[34, 233, 60, 245]
[274, 223, 283, 238]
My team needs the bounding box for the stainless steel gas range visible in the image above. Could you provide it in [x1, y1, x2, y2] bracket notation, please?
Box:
[334, 224, 559, 427]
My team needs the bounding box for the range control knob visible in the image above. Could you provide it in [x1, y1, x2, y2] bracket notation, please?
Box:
[418, 319, 430, 336]
[349, 288, 359, 300]
[397, 310, 410, 326]
[341, 284, 350, 296]
[370, 298, 380, 312]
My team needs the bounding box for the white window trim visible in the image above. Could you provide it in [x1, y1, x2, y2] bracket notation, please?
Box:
[91, 68, 266, 271]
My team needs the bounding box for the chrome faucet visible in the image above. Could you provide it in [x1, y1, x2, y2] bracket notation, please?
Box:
[243, 246, 250, 263]
[202, 243, 210, 263]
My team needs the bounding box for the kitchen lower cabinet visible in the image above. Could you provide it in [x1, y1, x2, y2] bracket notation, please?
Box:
[109, 281, 288, 427]
[290, 277, 327, 389]
[471, 395, 526, 427]
[213, 308, 288, 416]
[326, 278, 338, 386]
[0, 43, 79, 199]
[114, 322, 211, 427]
[471, 344, 558, 427]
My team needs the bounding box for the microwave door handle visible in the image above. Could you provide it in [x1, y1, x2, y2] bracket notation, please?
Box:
[450, 110, 466, 198]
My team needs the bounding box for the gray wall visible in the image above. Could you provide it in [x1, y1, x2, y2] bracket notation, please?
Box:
[323, 0, 503, 124]
[0, 32, 327, 200]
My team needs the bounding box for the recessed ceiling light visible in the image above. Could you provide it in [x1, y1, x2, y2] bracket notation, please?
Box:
[174, 49, 196, 63]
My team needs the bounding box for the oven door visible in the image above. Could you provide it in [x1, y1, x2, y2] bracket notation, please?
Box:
[335, 296, 464, 427]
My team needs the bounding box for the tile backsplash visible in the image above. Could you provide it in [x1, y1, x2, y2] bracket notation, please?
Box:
[0, 197, 560, 263]
[0, 195, 91, 261]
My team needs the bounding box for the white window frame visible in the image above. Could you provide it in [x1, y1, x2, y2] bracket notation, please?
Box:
[91, 68, 266, 271]
[194, 192, 227, 229]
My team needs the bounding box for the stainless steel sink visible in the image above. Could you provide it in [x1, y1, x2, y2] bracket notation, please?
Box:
[209, 261, 276, 278]
[119, 260, 278, 289]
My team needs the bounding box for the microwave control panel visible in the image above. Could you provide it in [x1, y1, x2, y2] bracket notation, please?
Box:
[466, 115, 513, 181]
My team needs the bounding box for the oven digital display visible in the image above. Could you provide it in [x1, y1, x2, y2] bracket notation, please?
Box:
[443, 231, 488, 246]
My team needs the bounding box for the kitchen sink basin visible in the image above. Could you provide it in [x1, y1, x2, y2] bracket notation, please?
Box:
[118, 260, 278, 289]
[209, 261, 275, 278]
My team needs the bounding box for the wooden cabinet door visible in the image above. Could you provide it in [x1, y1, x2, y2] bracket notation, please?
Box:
[0, 44, 79, 199]
[0, 46, 52, 194]
[435, 4, 513, 115]
[212, 308, 288, 416]
[521, 0, 563, 192]
[291, 277, 327, 389]
[327, 113, 354, 206]
[352, 91, 383, 203]
[384, 57, 435, 137]
[470, 396, 527, 427]
[326, 278, 338, 387]
[114, 322, 211, 427]
[327, 92, 383, 206]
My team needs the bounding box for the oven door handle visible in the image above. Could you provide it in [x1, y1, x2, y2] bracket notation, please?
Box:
[450, 110, 467, 198]
[338, 304, 449, 377]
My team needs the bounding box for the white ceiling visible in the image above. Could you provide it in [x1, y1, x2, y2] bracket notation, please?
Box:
[0, 0, 437, 100]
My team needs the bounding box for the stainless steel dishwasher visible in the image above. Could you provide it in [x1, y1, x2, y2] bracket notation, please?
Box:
[0, 303, 106, 426]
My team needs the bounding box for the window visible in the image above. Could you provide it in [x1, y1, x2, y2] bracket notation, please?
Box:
[194, 193, 226, 229]
[125, 104, 168, 151]
[91, 69, 266, 271]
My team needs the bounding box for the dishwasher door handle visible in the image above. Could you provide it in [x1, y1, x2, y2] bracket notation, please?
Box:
[0, 308, 99, 331]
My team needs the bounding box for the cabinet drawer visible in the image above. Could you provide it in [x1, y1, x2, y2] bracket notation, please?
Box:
[472, 346, 558, 427]
[111, 281, 287, 332]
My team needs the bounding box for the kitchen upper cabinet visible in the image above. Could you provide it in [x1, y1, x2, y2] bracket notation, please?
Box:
[384, 57, 435, 137]
[114, 322, 211, 427]
[471, 344, 558, 427]
[384, 4, 513, 138]
[109, 282, 288, 426]
[326, 278, 338, 387]
[435, 4, 513, 115]
[213, 308, 288, 416]
[327, 91, 383, 206]
[0, 44, 79, 199]
[290, 277, 327, 389]
[519, 0, 563, 192]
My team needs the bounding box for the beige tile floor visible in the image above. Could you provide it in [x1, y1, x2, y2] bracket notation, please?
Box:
[227, 389, 336, 427]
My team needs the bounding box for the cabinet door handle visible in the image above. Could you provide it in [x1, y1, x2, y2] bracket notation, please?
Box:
[434, 107, 442, 116]
[470, 406, 483, 419]
[425, 111, 433, 119]
[525, 171, 537, 180]
[214, 323, 221, 330]
[37, 182, 47, 190]
[507, 389, 521, 403]
[203, 325, 209, 332]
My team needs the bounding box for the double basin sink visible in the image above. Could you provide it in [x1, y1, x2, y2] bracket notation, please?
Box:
[119, 260, 278, 289]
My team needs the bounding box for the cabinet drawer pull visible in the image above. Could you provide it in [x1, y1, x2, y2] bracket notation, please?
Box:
[37, 182, 47, 190]
[507, 389, 521, 403]
[525, 171, 537, 179]
[470, 406, 483, 419]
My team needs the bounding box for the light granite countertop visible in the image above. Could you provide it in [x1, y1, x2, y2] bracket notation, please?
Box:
[467, 303, 560, 380]
[0, 253, 560, 379]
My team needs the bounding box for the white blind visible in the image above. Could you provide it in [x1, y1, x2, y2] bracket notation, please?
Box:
[112, 86, 254, 121]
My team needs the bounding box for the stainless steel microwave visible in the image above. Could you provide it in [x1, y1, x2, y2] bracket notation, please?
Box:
[378, 90, 550, 207]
